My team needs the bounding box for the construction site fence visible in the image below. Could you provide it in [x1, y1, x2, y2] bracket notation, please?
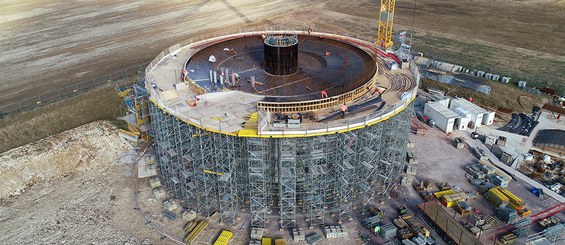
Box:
[0, 63, 148, 118]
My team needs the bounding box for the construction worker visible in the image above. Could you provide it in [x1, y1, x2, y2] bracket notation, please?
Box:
[340, 103, 348, 118]
[321, 90, 328, 98]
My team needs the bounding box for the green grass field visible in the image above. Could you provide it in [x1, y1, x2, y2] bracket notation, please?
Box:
[0, 86, 124, 153]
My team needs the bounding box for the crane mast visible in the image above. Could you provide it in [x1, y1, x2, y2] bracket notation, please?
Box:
[376, 0, 396, 50]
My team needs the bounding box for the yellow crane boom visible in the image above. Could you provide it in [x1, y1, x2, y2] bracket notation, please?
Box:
[376, 0, 396, 50]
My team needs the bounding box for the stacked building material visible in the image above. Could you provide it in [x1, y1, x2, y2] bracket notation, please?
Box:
[465, 164, 486, 179]
[380, 223, 397, 240]
[292, 228, 305, 241]
[182, 209, 197, 222]
[486, 174, 510, 187]
[407, 151, 418, 164]
[499, 233, 517, 244]
[213, 230, 234, 245]
[184, 220, 208, 244]
[250, 227, 265, 240]
[513, 218, 531, 237]
[402, 239, 417, 245]
[274, 238, 286, 245]
[498, 188, 526, 211]
[497, 206, 517, 224]
[261, 237, 271, 245]
[456, 201, 472, 216]
[433, 189, 455, 199]
[362, 216, 381, 229]
[442, 193, 467, 207]
[411, 234, 427, 245]
[305, 233, 323, 245]
[485, 187, 510, 207]
[323, 225, 348, 239]
[406, 166, 417, 175]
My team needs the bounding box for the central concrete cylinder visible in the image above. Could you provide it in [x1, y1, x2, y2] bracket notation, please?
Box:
[263, 35, 298, 75]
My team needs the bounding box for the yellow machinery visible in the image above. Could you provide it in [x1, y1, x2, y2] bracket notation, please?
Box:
[376, 0, 396, 49]
[213, 230, 234, 245]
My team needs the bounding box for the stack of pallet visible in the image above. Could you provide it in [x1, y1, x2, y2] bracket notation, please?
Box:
[184, 220, 208, 244]
[323, 225, 348, 239]
[497, 206, 517, 224]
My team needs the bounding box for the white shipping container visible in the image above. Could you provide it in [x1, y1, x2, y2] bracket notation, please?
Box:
[424, 102, 459, 133]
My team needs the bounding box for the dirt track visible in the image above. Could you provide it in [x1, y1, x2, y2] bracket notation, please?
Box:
[1, 0, 564, 106]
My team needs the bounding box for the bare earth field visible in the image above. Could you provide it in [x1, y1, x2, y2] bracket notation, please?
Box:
[0, 122, 162, 244]
[1, 0, 564, 106]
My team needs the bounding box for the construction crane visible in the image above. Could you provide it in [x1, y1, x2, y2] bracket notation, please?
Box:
[376, 0, 396, 50]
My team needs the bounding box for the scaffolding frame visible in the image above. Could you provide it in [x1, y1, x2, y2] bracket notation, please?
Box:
[150, 102, 413, 230]
[277, 139, 297, 228]
[248, 138, 269, 228]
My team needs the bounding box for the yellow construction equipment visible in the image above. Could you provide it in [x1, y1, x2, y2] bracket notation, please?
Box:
[274, 238, 286, 245]
[203, 170, 223, 176]
[376, 0, 396, 49]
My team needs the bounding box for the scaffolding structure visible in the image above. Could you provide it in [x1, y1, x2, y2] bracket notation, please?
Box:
[149, 102, 412, 229]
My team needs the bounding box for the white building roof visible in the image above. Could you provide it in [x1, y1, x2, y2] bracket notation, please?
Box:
[451, 98, 488, 114]
[426, 102, 460, 119]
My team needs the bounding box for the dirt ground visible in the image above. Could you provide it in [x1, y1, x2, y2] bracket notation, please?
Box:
[1, 0, 564, 106]
[0, 121, 165, 244]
